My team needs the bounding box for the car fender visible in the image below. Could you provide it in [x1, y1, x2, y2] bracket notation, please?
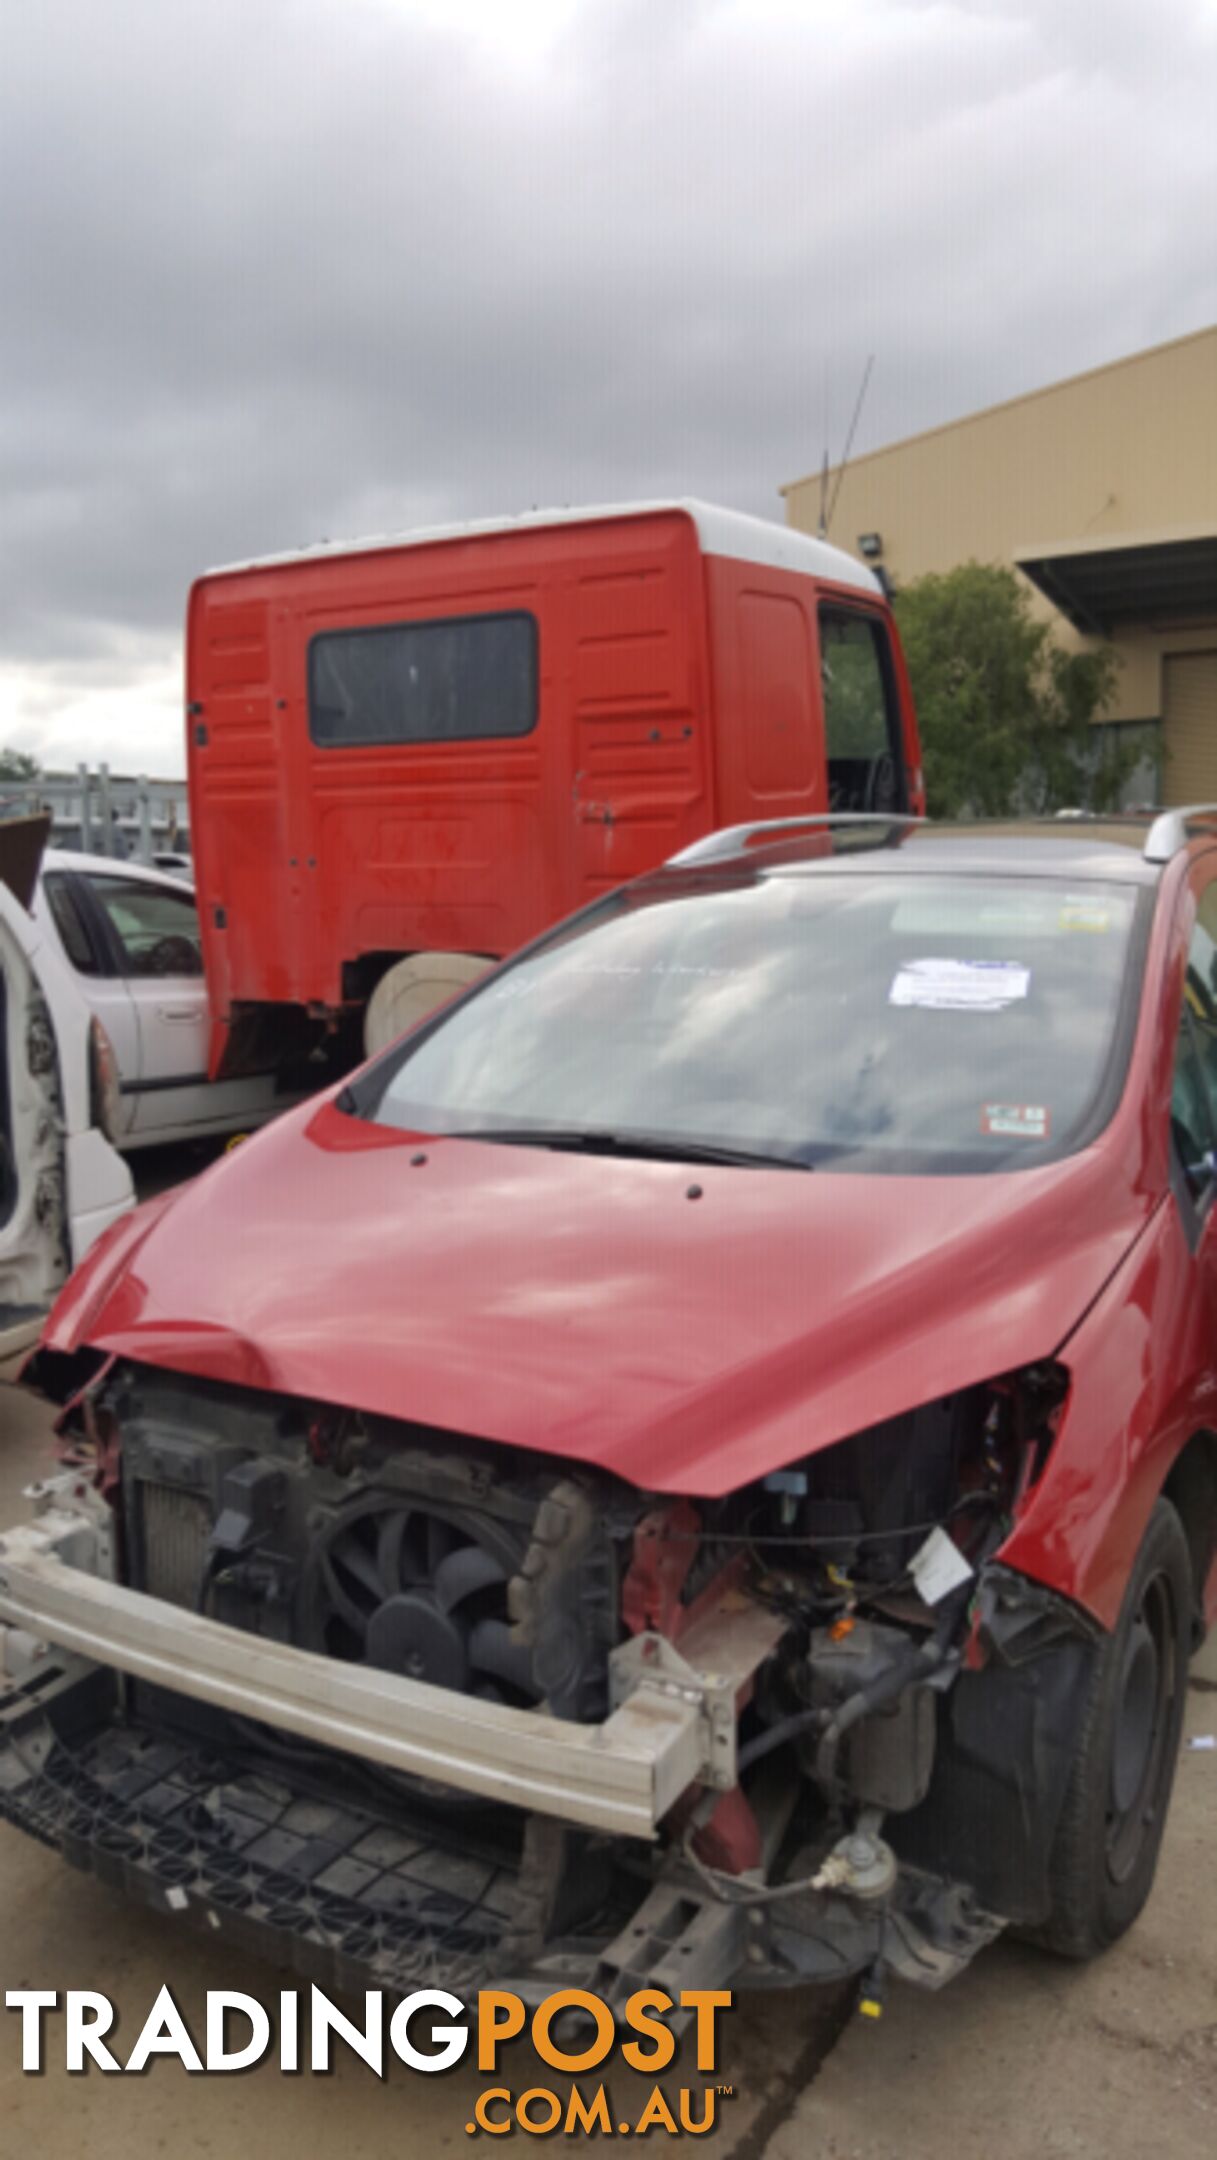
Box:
[1000, 1192, 1216, 1629]
[38, 1188, 175, 1354]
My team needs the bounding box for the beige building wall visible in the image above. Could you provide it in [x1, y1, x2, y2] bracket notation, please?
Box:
[782, 327, 1217, 785]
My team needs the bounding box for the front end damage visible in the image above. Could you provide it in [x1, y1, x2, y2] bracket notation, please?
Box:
[0, 1357, 1098, 2003]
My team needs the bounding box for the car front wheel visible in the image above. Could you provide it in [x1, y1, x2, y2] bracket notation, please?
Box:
[1038, 1497, 1191, 1959]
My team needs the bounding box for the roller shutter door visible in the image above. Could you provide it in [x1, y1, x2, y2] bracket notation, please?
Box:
[1163, 652, 1217, 804]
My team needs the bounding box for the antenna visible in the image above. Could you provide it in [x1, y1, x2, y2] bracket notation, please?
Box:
[816, 360, 830, 537]
[825, 354, 874, 535]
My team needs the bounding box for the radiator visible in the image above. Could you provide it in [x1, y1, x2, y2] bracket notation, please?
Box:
[137, 1482, 212, 1610]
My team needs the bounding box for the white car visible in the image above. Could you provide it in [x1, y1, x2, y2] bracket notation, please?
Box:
[32, 849, 293, 1151]
[1, 820, 134, 1361]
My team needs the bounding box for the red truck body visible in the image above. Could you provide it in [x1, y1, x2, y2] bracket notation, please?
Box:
[187, 501, 924, 1076]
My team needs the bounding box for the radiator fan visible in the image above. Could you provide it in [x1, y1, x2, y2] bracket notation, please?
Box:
[302, 1494, 538, 1706]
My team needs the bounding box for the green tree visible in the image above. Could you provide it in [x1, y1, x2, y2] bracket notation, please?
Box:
[894, 562, 1132, 818]
[0, 747, 41, 783]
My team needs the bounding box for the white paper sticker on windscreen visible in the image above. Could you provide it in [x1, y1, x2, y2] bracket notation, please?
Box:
[889, 957, 1030, 1012]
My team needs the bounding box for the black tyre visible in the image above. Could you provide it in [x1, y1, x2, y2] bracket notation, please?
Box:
[1037, 1498, 1191, 1959]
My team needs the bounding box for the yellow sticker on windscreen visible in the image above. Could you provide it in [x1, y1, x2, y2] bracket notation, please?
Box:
[1059, 897, 1112, 932]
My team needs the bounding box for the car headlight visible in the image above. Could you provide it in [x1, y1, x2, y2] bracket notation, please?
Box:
[88, 1016, 122, 1143]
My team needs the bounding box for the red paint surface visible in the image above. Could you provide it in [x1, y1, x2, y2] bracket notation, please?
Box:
[43, 1080, 1150, 1484]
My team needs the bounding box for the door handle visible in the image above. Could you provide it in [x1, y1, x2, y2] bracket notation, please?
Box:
[156, 1006, 198, 1023]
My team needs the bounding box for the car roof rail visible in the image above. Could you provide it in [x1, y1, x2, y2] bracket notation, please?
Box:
[1143, 806, 1217, 864]
[667, 812, 926, 869]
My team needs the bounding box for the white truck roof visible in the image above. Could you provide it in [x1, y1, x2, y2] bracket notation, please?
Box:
[207, 499, 880, 598]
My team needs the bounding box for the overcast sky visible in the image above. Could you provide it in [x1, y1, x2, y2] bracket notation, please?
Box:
[3, 0, 1216, 776]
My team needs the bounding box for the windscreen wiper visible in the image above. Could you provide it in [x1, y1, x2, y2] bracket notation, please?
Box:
[437, 1127, 812, 1171]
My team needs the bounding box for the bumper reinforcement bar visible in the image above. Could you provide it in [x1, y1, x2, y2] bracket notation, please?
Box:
[0, 1533, 718, 1838]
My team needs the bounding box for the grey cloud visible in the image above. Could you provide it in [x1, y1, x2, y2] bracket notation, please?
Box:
[2, 0, 1215, 766]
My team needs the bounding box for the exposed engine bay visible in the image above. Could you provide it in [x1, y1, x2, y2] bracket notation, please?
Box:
[0, 1353, 1099, 2004]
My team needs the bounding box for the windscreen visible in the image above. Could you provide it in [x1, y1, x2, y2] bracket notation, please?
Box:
[361, 870, 1144, 1173]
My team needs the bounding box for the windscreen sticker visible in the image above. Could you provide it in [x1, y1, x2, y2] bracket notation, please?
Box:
[889, 957, 1030, 1012]
[1059, 897, 1112, 933]
[982, 1102, 1050, 1140]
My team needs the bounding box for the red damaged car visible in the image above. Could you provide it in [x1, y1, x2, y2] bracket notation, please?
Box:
[4, 810, 1216, 2006]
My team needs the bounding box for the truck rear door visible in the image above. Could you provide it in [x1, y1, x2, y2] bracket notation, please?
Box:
[187, 588, 311, 1067]
[566, 512, 711, 902]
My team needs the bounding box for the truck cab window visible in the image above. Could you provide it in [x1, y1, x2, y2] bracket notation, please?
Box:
[309, 612, 538, 748]
[819, 610, 906, 815]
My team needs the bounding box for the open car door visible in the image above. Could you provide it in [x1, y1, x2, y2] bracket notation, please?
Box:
[0, 816, 133, 1362]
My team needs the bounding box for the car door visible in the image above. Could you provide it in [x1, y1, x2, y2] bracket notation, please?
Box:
[1, 839, 133, 1356]
[39, 868, 141, 1139]
[0, 883, 67, 1356]
[75, 869, 214, 1140]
